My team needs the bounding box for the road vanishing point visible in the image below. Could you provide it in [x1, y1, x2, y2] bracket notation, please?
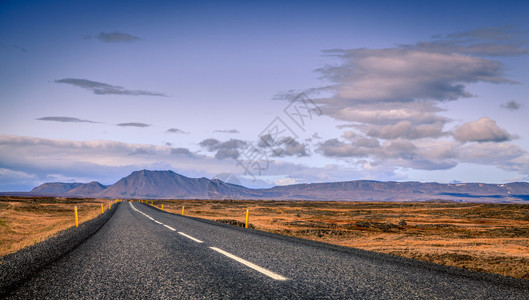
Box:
[4, 202, 529, 299]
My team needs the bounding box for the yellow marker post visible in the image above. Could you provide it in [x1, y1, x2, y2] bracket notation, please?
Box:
[161, 204, 164, 211]
[74, 206, 79, 228]
[109, 202, 111, 210]
[245, 209, 249, 228]
[101, 203, 104, 214]
[182, 206, 185, 215]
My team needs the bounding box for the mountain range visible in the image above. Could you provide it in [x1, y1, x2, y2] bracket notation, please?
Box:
[21, 170, 529, 203]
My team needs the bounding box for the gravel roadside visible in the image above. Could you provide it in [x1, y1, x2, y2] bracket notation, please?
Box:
[0, 202, 119, 296]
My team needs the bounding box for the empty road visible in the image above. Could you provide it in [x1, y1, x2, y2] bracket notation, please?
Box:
[5, 202, 529, 299]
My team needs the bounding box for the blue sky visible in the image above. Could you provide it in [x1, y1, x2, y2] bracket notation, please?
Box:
[1, 0, 529, 191]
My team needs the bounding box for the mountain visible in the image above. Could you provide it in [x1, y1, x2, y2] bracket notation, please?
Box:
[25, 170, 529, 203]
[66, 181, 108, 197]
[252, 181, 529, 202]
[98, 170, 222, 199]
[30, 182, 83, 195]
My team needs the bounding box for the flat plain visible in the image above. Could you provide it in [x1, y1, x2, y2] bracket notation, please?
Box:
[1, 196, 528, 280]
[0, 196, 108, 257]
[157, 199, 529, 280]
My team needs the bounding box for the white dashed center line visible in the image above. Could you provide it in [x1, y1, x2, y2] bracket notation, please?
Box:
[129, 202, 288, 281]
[164, 224, 176, 231]
[178, 232, 204, 243]
[210, 247, 288, 281]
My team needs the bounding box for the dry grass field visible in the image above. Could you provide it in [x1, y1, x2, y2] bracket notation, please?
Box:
[0, 196, 110, 257]
[155, 199, 529, 280]
[2, 197, 528, 280]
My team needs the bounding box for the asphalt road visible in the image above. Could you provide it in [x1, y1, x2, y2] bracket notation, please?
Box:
[5, 202, 529, 299]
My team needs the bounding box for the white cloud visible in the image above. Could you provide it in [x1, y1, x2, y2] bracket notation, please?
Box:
[0, 168, 35, 179]
[0, 135, 225, 189]
[326, 102, 448, 125]
[366, 120, 446, 140]
[304, 27, 529, 178]
[318, 48, 512, 104]
[274, 177, 298, 186]
[454, 117, 513, 143]
[0, 134, 407, 191]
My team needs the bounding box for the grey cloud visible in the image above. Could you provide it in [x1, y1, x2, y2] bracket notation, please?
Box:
[258, 134, 274, 148]
[1, 134, 528, 192]
[272, 137, 308, 157]
[459, 142, 529, 173]
[167, 128, 188, 134]
[213, 129, 240, 134]
[199, 138, 221, 151]
[447, 26, 523, 41]
[415, 27, 529, 57]
[378, 139, 417, 160]
[96, 32, 140, 43]
[304, 27, 528, 174]
[501, 100, 522, 111]
[258, 134, 308, 157]
[318, 48, 512, 104]
[218, 139, 247, 150]
[215, 149, 240, 160]
[55, 78, 167, 97]
[272, 89, 321, 101]
[317, 139, 369, 158]
[37, 116, 98, 123]
[199, 138, 247, 160]
[313, 27, 525, 135]
[317, 137, 460, 171]
[12, 45, 27, 52]
[355, 138, 380, 148]
[171, 147, 194, 157]
[0, 134, 234, 191]
[117, 122, 150, 128]
[400, 158, 458, 171]
[454, 117, 513, 143]
[128, 148, 154, 156]
[411, 41, 528, 57]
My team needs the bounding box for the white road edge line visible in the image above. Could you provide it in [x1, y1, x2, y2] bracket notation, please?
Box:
[164, 225, 176, 231]
[154, 220, 163, 225]
[209, 247, 288, 281]
[178, 232, 204, 243]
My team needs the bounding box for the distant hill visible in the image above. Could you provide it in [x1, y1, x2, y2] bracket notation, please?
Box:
[252, 181, 529, 202]
[30, 182, 83, 195]
[23, 170, 529, 203]
[98, 170, 214, 199]
[66, 181, 107, 197]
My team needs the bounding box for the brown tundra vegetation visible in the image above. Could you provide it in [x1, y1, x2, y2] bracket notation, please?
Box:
[2, 197, 528, 280]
